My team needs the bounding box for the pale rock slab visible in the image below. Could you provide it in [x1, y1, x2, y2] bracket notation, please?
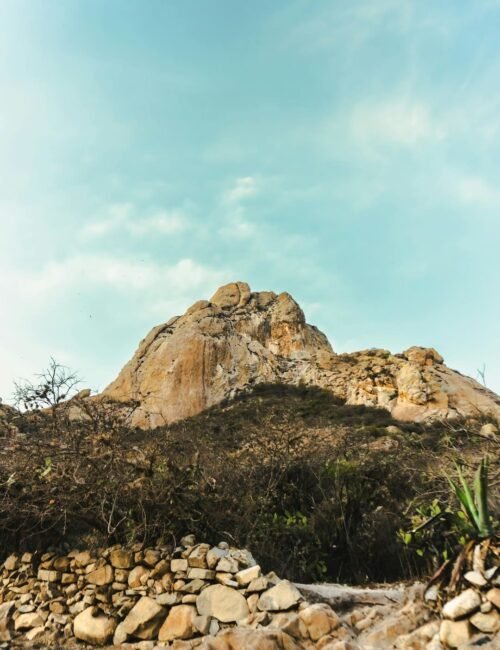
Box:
[73, 606, 117, 646]
[196, 584, 249, 623]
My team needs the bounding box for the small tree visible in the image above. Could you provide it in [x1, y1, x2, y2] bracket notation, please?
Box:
[13, 358, 81, 433]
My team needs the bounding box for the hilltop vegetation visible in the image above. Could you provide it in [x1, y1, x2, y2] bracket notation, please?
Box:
[0, 384, 498, 585]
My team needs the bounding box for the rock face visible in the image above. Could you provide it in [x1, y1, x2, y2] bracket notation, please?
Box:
[103, 281, 500, 428]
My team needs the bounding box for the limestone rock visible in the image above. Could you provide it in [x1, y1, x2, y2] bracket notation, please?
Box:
[102, 282, 500, 427]
[122, 596, 166, 639]
[442, 589, 481, 620]
[110, 548, 134, 569]
[298, 603, 341, 641]
[196, 584, 249, 622]
[14, 612, 44, 630]
[73, 606, 117, 646]
[258, 580, 303, 612]
[0, 602, 14, 642]
[158, 604, 196, 641]
[87, 563, 114, 585]
[470, 611, 499, 634]
[439, 619, 472, 647]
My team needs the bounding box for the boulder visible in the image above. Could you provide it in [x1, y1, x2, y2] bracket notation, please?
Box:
[298, 603, 341, 641]
[0, 602, 14, 641]
[73, 606, 117, 646]
[442, 589, 481, 620]
[110, 549, 134, 569]
[121, 596, 166, 639]
[439, 619, 472, 647]
[196, 584, 249, 623]
[87, 563, 114, 585]
[258, 580, 303, 612]
[158, 604, 196, 641]
[14, 612, 44, 630]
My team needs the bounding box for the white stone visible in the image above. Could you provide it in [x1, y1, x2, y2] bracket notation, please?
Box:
[258, 580, 302, 612]
[196, 584, 249, 623]
[442, 588, 481, 620]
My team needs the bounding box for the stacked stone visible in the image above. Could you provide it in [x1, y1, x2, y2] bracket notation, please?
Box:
[0, 537, 350, 649]
[425, 559, 500, 648]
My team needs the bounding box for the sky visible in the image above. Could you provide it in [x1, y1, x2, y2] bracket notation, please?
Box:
[1, 0, 500, 400]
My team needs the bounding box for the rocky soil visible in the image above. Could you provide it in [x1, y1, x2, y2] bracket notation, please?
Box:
[101, 282, 500, 428]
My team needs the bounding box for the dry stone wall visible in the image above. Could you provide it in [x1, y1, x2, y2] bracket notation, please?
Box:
[0, 537, 351, 649]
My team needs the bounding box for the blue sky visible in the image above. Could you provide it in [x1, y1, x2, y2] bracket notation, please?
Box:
[1, 0, 500, 399]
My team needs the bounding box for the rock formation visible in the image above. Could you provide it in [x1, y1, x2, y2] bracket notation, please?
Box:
[103, 282, 500, 428]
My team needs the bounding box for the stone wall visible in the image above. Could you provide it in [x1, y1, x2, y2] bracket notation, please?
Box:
[0, 537, 349, 649]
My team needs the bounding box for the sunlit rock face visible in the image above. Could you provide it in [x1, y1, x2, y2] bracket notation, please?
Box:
[103, 282, 500, 428]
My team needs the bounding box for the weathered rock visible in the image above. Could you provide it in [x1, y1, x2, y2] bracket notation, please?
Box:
[199, 627, 299, 650]
[129, 565, 150, 588]
[487, 588, 500, 609]
[442, 589, 481, 620]
[73, 606, 117, 646]
[122, 597, 166, 639]
[439, 619, 472, 647]
[14, 612, 44, 630]
[158, 604, 196, 641]
[236, 565, 261, 586]
[299, 603, 341, 641]
[110, 549, 135, 569]
[0, 602, 14, 641]
[196, 584, 249, 623]
[258, 580, 303, 612]
[87, 563, 114, 585]
[470, 611, 500, 634]
[102, 282, 500, 427]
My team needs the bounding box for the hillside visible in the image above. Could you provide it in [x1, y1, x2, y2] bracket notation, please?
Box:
[1, 383, 498, 585]
[102, 282, 500, 428]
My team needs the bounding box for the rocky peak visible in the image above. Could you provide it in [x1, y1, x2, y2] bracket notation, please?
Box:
[103, 282, 500, 428]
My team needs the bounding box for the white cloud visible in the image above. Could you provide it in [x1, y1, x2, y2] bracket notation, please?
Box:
[0, 254, 229, 399]
[456, 175, 500, 207]
[223, 176, 258, 204]
[349, 100, 444, 148]
[219, 177, 260, 239]
[11, 255, 223, 296]
[81, 203, 188, 239]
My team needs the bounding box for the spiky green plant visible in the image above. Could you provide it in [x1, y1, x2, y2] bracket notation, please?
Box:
[446, 456, 492, 539]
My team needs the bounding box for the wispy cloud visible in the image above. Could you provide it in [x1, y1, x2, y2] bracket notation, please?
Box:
[455, 175, 500, 208]
[349, 100, 444, 148]
[81, 203, 188, 239]
[223, 176, 258, 204]
[220, 177, 259, 239]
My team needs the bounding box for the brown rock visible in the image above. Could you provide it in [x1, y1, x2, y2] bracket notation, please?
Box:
[128, 565, 150, 588]
[110, 549, 134, 569]
[439, 619, 472, 648]
[121, 596, 166, 639]
[487, 588, 500, 609]
[470, 611, 500, 634]
[158, 604, 196, 641]
[87, 564, 114, 586]
[74, 606, 117, 646]
[299, 603, 341, 641]
[0, 602, 14, 642]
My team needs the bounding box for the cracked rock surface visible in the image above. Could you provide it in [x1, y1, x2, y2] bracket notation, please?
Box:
[102, 282, 500, 428]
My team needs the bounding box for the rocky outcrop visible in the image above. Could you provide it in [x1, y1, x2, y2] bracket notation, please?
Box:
[102, 282, 500, 428]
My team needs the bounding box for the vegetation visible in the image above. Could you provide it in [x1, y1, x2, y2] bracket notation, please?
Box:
[1, 377, 498, 585]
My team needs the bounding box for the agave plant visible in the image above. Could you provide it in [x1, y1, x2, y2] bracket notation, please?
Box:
[446, 456, 493, 540]
[425, 456, 499, 607]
